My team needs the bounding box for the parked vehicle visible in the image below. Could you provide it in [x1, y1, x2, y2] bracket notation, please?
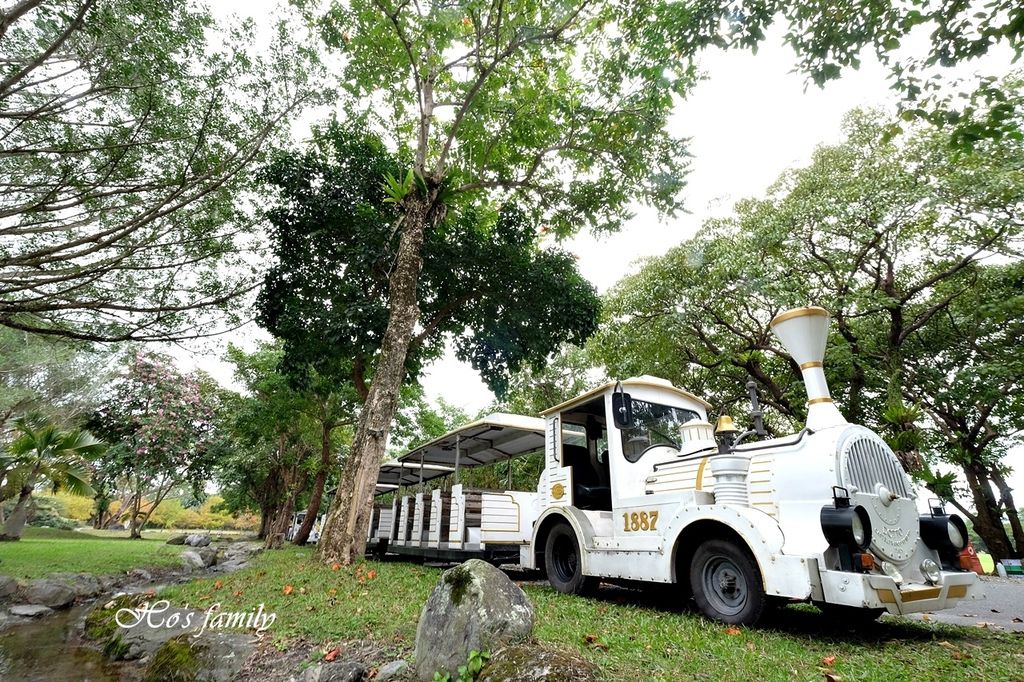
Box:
[366, 306, 983, 624]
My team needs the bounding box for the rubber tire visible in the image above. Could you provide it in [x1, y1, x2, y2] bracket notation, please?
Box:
[689, 538, 767, 625]
[544, 524, 598, 595]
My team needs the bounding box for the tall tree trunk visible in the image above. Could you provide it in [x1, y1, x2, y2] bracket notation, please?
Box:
[991, 466, 1024, 557]
[0, 472, 38, 541]
[128, 485, 144, 539]
[963, 462, 1015, 559]
[293, 422, 334, 545]
[258, 506, 273, 540]
[317, 196, 432, 565]
[265, 474, 300, 551]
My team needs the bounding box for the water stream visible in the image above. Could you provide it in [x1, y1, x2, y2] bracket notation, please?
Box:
[0, 602, 121, 681]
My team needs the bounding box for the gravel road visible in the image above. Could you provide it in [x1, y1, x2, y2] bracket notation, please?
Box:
[904, 576, 1024, 632]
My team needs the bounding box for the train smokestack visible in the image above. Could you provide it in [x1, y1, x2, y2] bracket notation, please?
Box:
[769, 306, 847, 430]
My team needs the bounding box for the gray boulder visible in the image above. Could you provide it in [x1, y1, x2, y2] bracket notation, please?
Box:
[0, 575, 18, 599]
[376, 660, 409, 681]
[414, 559, 534, 681]
[477, 645, 600, 682]
[181, 550, 207, 570]
[166, 534, 188, 545]
[302, 660, 367, 682]
[185, 533, 212, 547]
[48, 572, 102, 598]
[9, 604, 54, 618]
[21, 578, 76, 608]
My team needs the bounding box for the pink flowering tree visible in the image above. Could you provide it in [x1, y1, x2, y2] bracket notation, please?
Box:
[90, 352, 226, 538]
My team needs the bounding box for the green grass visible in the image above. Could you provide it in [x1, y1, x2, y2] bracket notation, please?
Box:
[160, 549, 1024, 681]
[0, 527, 183, 579]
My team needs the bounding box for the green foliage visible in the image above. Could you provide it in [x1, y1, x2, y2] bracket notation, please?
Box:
[256, 123, 601, 396]
[0, 1, 324, 342]
[434, 649, 490, 682]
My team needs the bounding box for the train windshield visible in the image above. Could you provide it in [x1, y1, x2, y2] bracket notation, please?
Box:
[621, 399, 700, 462]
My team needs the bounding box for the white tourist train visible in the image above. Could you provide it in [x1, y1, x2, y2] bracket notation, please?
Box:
[364, 306, 984, 624]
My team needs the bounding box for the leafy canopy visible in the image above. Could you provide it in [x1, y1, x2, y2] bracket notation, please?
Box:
[257, 122, 601, 396]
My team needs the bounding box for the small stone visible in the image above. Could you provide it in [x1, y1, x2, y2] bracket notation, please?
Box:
[128, 568, 153, 582]
[9, 604, 54, 618]
[303, 660, 367, 682]
[376, 659, 409, 681]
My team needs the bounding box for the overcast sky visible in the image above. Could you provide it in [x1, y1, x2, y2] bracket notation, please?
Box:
[179, 2, 1020, 496]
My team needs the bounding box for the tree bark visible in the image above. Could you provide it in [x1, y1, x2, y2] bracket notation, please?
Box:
[0, 481, 35, 540]
[317, 194, 432, 565]
[292, 421, 334, 545]
[963, 462, 1015, 559]
[990, 466, 1024, 557]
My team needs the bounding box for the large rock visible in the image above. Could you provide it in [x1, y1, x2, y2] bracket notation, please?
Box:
[181, 547, 217, 570]
[0, 575, 18, 599]
[48, 572, 102, 598]
[185, 533, 212, 547]
[166, 534, 188, 545]
[477, 645, 600, 682]
[414, 559, 534, 681]
[21, 578, 76, 608]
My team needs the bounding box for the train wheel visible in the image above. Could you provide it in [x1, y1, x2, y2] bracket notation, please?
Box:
[689, 538, 766, 625]
[544, 524, 597, 595]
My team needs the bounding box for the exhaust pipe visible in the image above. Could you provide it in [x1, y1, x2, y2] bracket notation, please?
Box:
[769, 306, 847, 430]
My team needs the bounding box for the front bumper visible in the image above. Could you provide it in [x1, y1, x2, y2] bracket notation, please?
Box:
[818, 568, 984, 614]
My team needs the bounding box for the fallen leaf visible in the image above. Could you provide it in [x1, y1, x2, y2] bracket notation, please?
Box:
[283, 584, 294, 596]
[745, 641, 755, 652]
[1012, 617, 1023, 623]
[725, 626, 741, 636]
[299, 586, 307, 594]
[921, 614, 931, 621]
[824, 673, 842, 682]
[233, 590, 243, 597]
[213, 580, 223, 590]
[332, 563, 341, 571]
[328, 588, 338, 596]
[991, 609, 1000, 613]
[367, 570, 377, 580]
[324, 647, 341, 662]
[822, 655, 837, 667]
[938, 641, 955, 649]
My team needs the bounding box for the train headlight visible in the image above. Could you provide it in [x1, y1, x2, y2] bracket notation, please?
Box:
[821, 503, 872, 551]
[920, 559, 941, 585]
[920, 513, 968, 553]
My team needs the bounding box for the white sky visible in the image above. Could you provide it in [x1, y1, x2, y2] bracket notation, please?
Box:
[177, 2, 1021, 499]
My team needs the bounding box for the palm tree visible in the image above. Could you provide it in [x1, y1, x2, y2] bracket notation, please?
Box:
[0, 413, 105, 541]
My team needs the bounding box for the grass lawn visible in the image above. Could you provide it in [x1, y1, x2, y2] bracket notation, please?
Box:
[0, 527, 183, 579]
[160, 548, 1024, 681]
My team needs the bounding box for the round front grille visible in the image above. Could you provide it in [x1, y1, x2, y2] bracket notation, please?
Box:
[837, 428, 919, 564]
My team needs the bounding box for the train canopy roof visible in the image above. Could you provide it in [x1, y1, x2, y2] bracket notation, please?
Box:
[397, 412, 545, 469]
[376, 461, 455, 489]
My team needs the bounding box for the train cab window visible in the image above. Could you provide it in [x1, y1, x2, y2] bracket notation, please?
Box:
[621, 400, 700, 463]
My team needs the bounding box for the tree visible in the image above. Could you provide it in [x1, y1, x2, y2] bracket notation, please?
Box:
[592, 108, 1024, 557]
[0, 0, 322, 342]
[89, 352, 225, 538]
[0, 413, 103, 540]
[298, 0, 690, 563]
[223, 343, 358, 546]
